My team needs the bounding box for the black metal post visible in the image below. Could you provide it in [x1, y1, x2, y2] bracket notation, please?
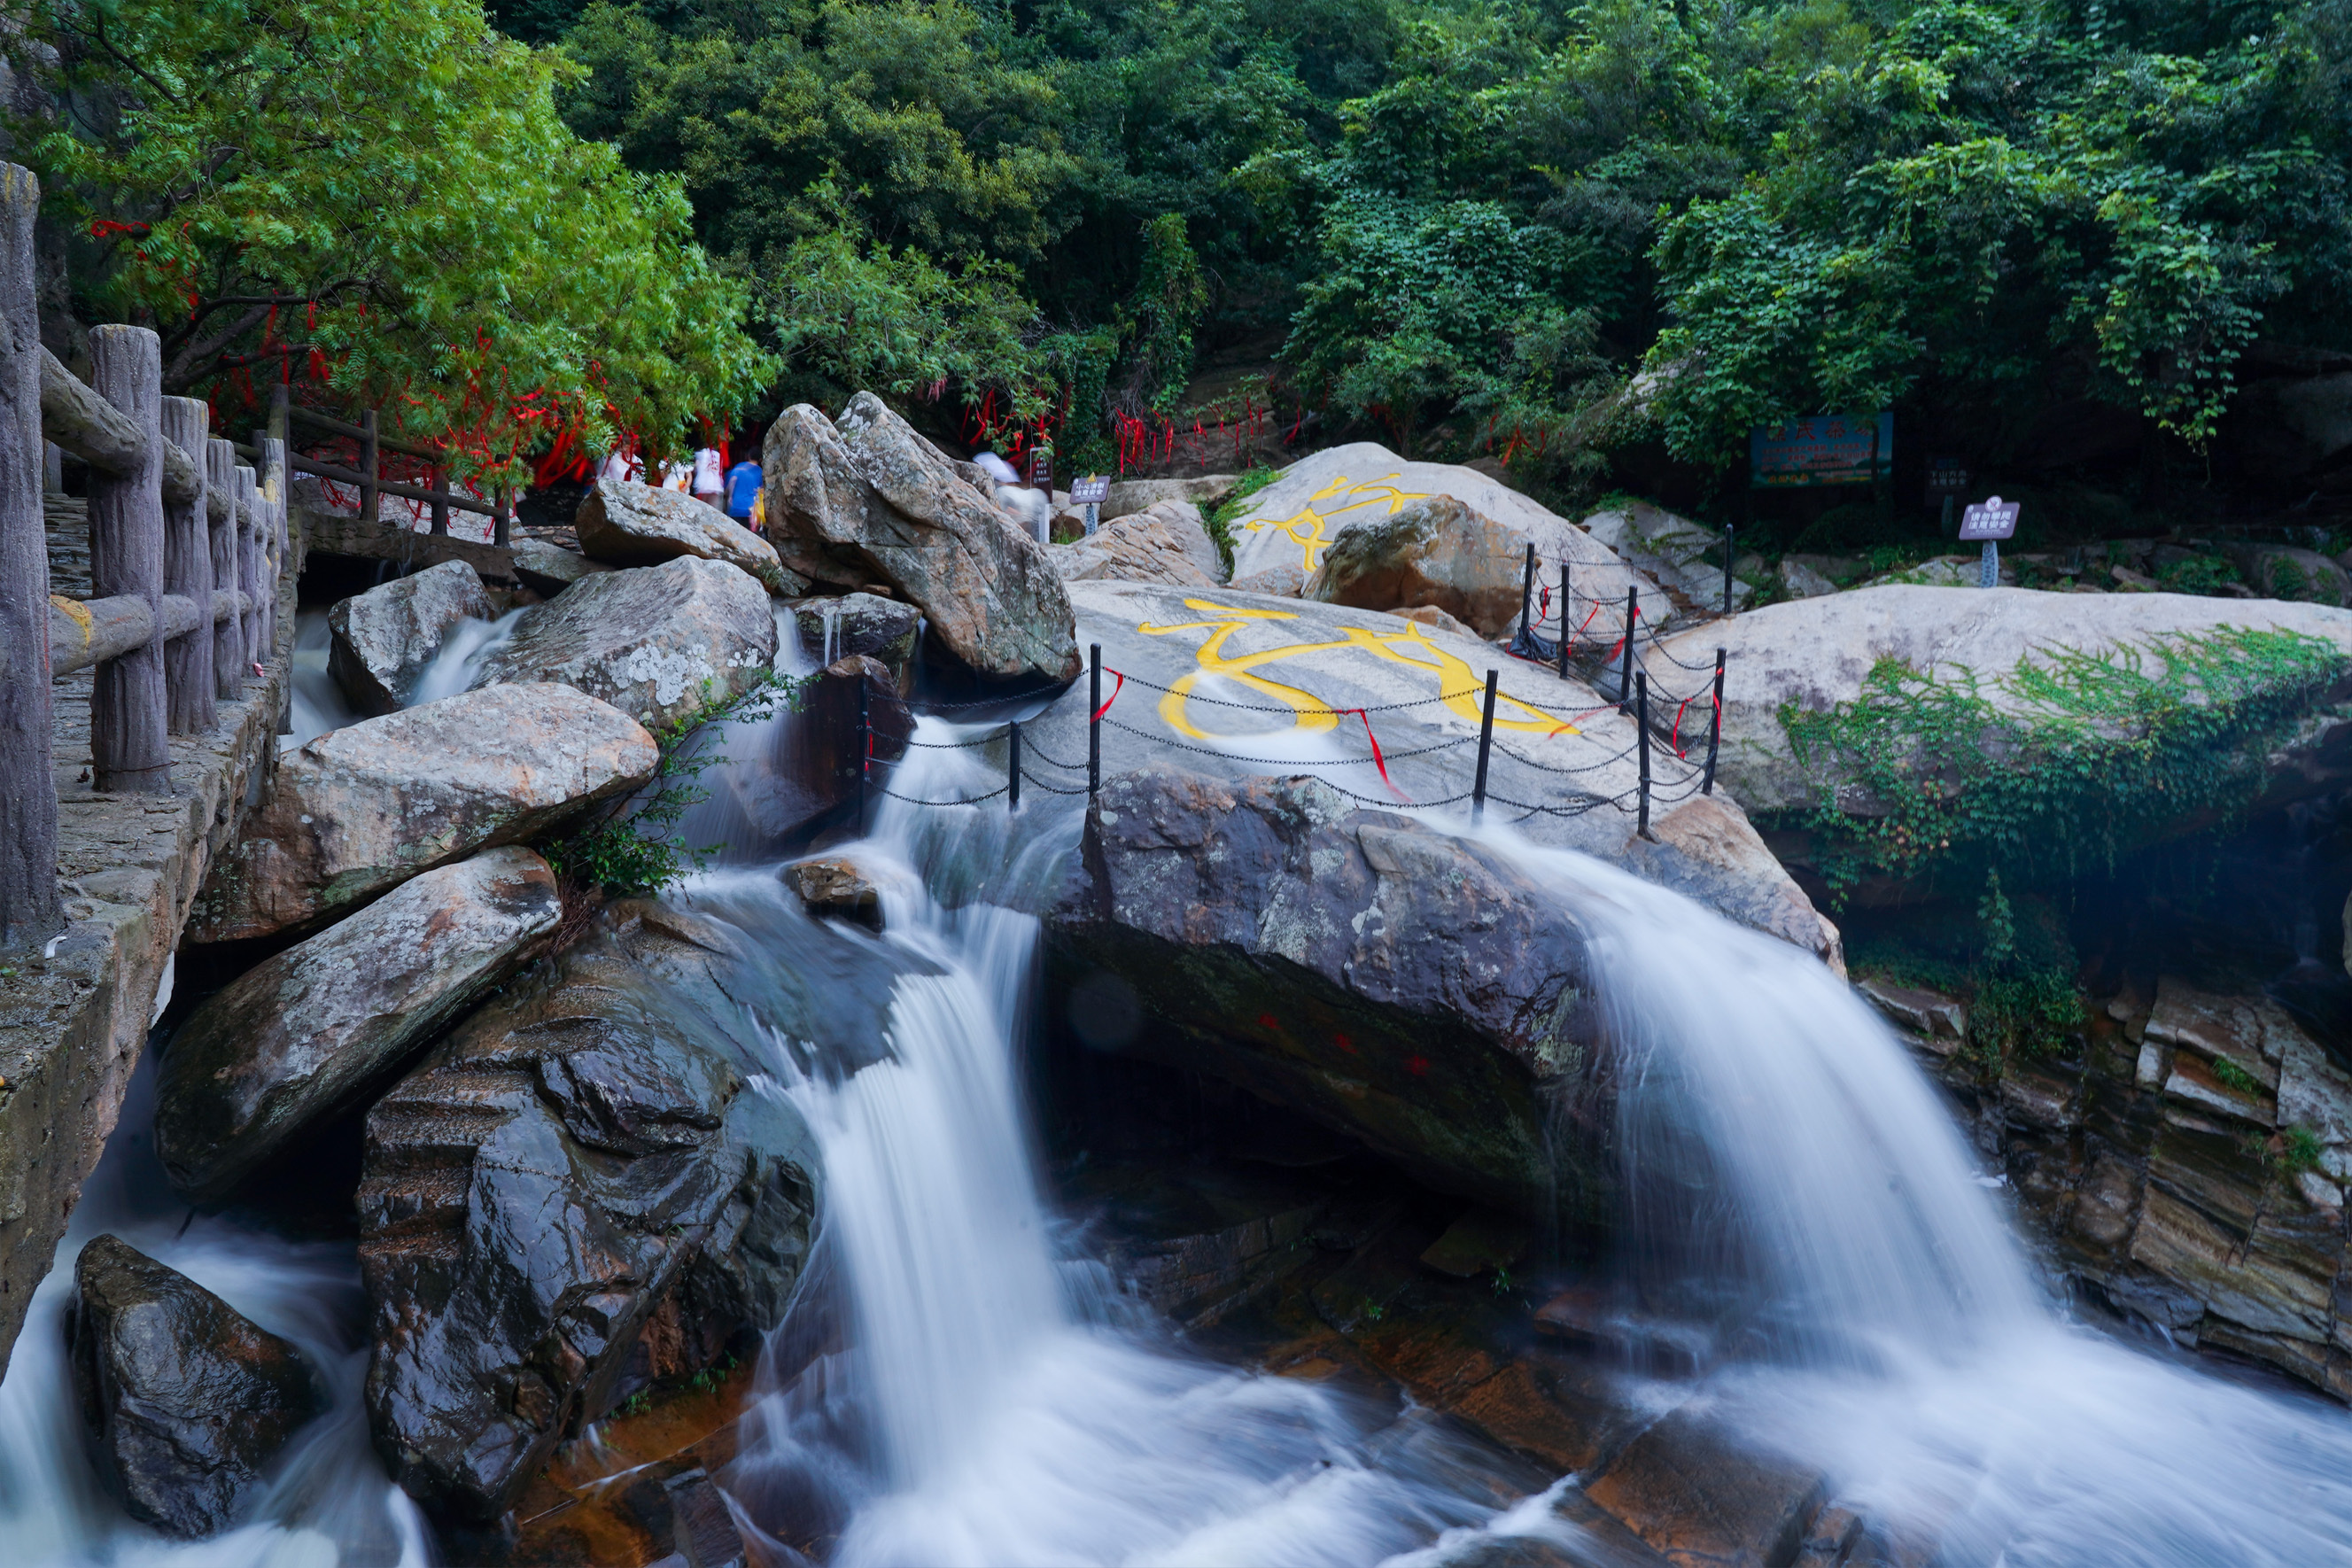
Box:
[1556, 563, 1571, 681]
[1088, 642, 1102, 800]
[1703, 648, 1726, 796]
[856, 679, 870, 830]
[1007, 720, 1021, 813]
[1472, 669, 1498, 825]
[1618, 587, 1637, 715]
[1518, 542, 1536, 653]
[1722, 524, 1735, 617]
[1636, 671, 1652, 838]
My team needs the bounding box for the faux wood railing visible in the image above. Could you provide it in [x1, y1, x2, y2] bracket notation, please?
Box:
[0, 160, 287, 945]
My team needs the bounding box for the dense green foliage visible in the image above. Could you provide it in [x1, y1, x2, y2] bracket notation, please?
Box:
[507, 0, 2352, 487]
[1778, 628, 2351, 899]
[17, 0, 772, 471]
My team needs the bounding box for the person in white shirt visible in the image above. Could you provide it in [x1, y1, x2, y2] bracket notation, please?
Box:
[691, 446, 724, 507]
[594, 450, 643, 488]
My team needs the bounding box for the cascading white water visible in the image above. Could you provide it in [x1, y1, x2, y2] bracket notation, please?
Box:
[714, 732, 1583, 1568]
[0, 1062, 431, 1568]
[285, 610, 360, 747]
[1510, 840, 2352, 1565]
[402, 608, 524, 708]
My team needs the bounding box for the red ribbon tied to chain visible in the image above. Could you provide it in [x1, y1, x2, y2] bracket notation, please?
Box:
[1332, 708, 1409, 802]
[1091, 671, 1125, 722]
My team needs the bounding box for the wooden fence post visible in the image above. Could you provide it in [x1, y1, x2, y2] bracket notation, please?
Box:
[493, 484, 510, 548]
[88, 324, 170, 794]
[159, 395, 213, 734]
[206, 439, 241, 698]
[236, 464, 259, 669]
[428, 456, 450, 536]
[0, 162, 58, 943]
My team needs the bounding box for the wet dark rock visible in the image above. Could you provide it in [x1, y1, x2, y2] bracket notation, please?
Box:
[472, 555, 778, 732]
[788, 592, 920, 690]
[357, 913, 819, 1523]
[67, 1234, 320, 1538]
[1046, 764, 1606, 1221]
[159, 847, 563, 1205]
[763, 393, 1080, 685]
[727, 654, 912, 845]
[328, 560, 494, 715]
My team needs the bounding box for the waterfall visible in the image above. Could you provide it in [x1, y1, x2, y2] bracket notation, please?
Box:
[401, 608, 524, 708]
[1508, 842, 2352, 1565]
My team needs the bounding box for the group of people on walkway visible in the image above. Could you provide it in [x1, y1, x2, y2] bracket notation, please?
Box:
[594, 439, 766, 531]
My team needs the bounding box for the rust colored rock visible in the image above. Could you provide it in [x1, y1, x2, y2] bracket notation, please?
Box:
[1304, 494, 1534, 636]
[781, 857, 881, 928]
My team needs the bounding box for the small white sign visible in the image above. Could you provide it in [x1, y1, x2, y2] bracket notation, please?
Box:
[1959, 495, 2021, 541]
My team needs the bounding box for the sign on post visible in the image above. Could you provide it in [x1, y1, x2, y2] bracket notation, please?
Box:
[1070, 473, 1110, 538]
[1926, 458, 1970, 496]
[1025, 448, 1053, 489]
[1959, 495, 2021, 588]
[1750, 414, 1893, 488]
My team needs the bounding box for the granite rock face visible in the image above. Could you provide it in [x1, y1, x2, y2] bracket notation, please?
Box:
[159, 848, 563, 1205]
[1053, 501, 1225, 588]
[788, 591, 920, 690]
[327, 561, 495, 716]
[763, 393, 1080, 686]
[577, 478, 803, 597]
[708, 653, 913, 846]
[358, 911, 820, 1522]
[1046, 764, 1607, 1220]
[471, 555, 779, 731]
[68, 1235, 321, 1537]
[188, 683, 653, 945]
[1304, 494, 1546, 637]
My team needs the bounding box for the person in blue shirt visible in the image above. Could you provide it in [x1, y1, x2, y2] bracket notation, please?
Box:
[724, 454, 764, 530]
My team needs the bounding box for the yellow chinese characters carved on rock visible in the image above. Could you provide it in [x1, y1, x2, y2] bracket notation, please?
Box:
[1138, 600, 1582, 741]
[1240, 473, 1432, 573]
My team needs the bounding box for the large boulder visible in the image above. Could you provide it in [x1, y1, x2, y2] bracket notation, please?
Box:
[1303, 494, 1534, 637]
[714, 654, 913, 846]
[472, 555, 779, 731]
[576, 478, 803, 597]
[158, 848, 563, 1205]
[1224, 443, 1667, 626]
[1655, 586, 2352, 822]
[1102, 475, 1239, 518]
[763, 393, 1081, 686]
[327, 561, 495, 715]
[1010, 580, 1839, 962]
[68, 1235, 321, 1538]
[788, 591, 920, 689]
[1045, 764, 1607, 1221]
[1054, 500, 1225, 588]
[358, 912, 820, 1523]
[187, 684, 656, 946]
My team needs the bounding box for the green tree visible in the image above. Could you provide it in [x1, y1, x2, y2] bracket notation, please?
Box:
[18, 0, 772, 472]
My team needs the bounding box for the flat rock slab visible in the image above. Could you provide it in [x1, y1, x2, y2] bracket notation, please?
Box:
[764, 392, 1080, 685]
[68, 1234, 320, 1537]
[1581, 1401, 1827, 1568]
[577, 479, 801, 597]
[328, 560, 494, 715]
[188, 683, 655, 945]
[1054, 500, 1224, 588]
[510, 537, 612, 597]
[157, 847, 562, 1205]
[473, 555, 779, 732]
[1225, 442, 1666, 625]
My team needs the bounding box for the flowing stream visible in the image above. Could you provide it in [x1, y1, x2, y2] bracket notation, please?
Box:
[9, 689, 2352, 1563]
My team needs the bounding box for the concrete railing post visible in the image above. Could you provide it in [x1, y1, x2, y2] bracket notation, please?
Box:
[0, 162, 58, 944]
[263, 436, 285, 655]
[87, 324, 169, 793]
[160, 395, 213, 734]
[206, 439, 241, 699]
[235, 464, 259, 669]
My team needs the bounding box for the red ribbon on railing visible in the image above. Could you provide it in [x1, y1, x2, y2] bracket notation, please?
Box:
[1092, 671, 1125, 722]
[1333, 708, 1408, 801]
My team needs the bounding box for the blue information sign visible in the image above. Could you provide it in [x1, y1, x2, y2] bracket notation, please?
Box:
[1750, 413, 1893, 488]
